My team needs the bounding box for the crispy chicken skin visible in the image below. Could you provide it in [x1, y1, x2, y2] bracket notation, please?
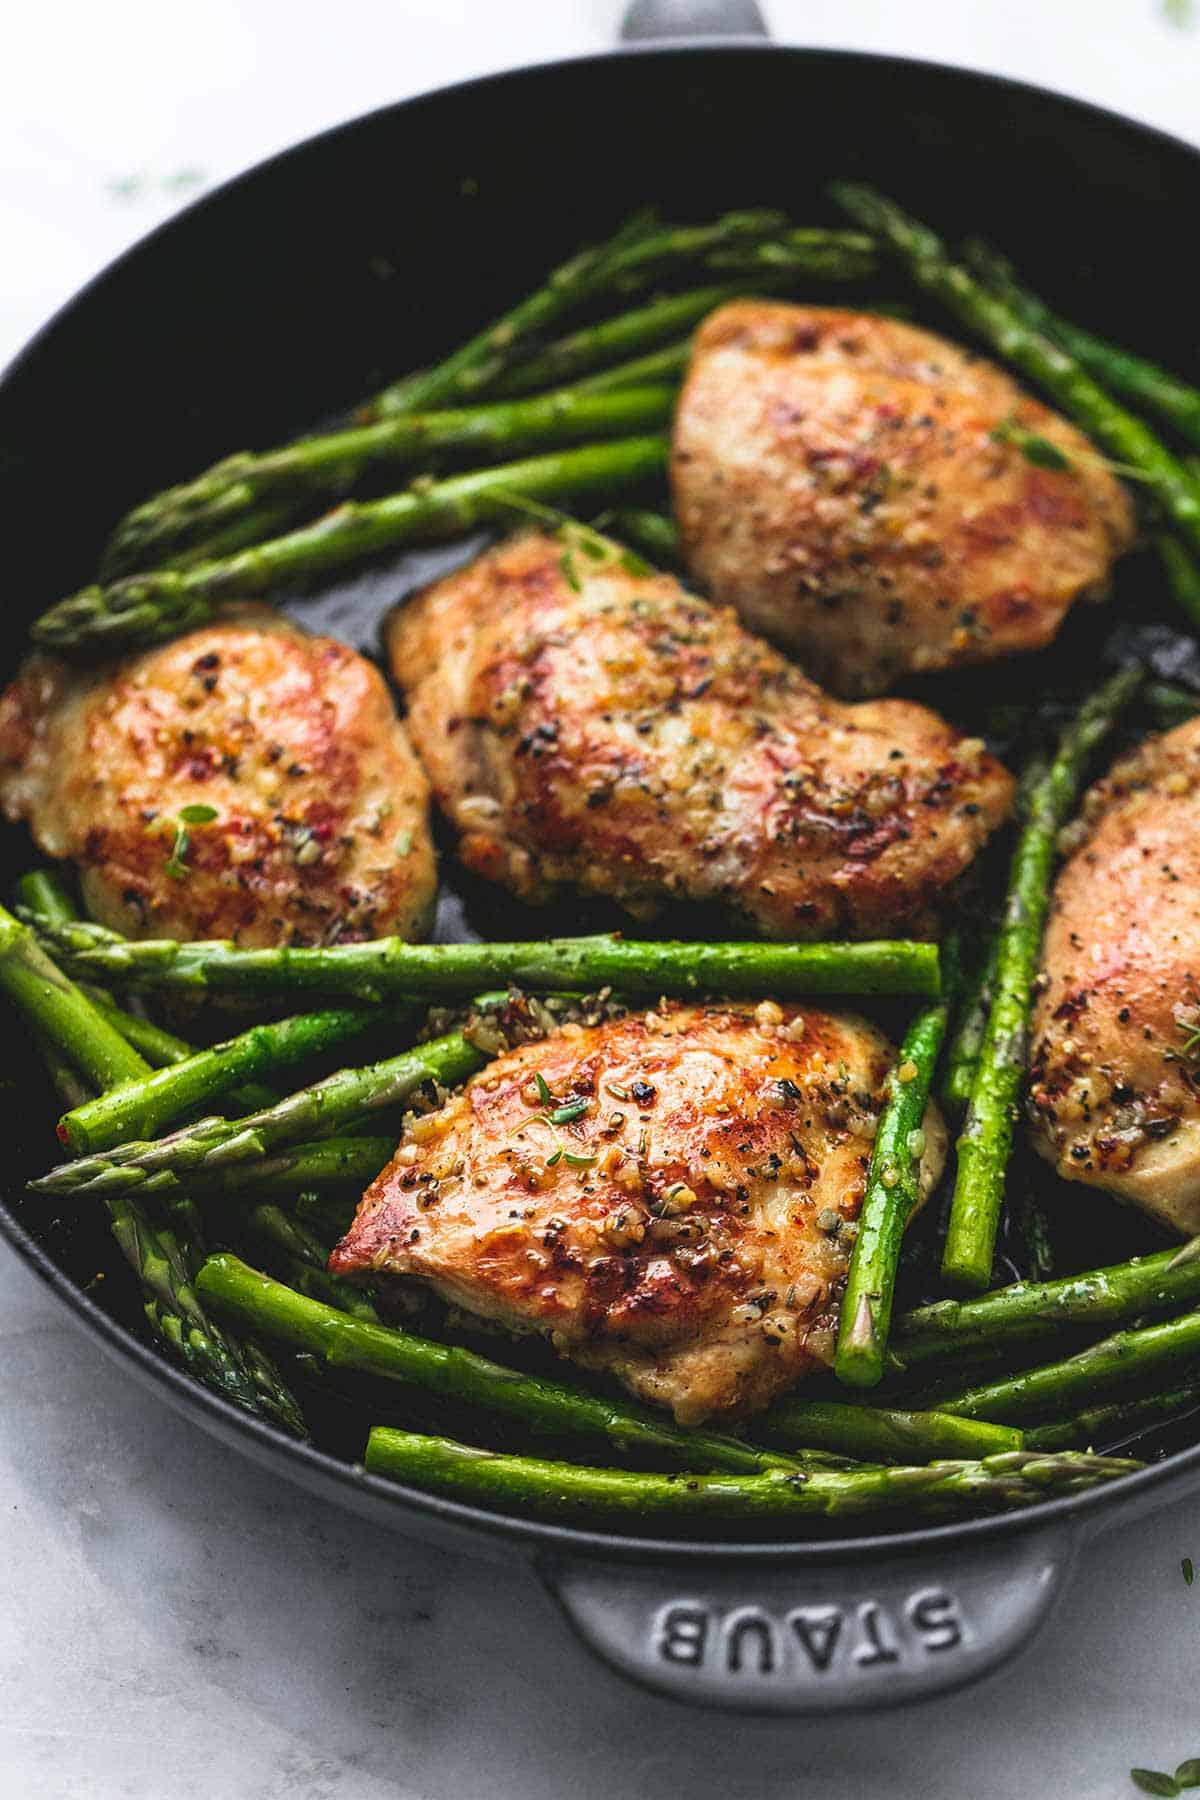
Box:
[331, 1001, 946, 1423]
[672, 303, 1136, 696]
[0, 608, 435, 946]
[387, 531, 1013, 939]
[1028, 717, 1200, 1236]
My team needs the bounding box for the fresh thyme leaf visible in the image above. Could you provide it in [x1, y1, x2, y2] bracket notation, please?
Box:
[1184, 1557, 1195, 1586]
[990, 413, 1072, 472]
[1175, 1761, 1200, 1789]
[534, 1072, 553, 1107]
[544, 1147, 564, 1168]
[563, 1150, 596, 1168]
[549, 1098, 589, 1125]
[559, 549, 581, 592]
[165, 803, 219, 880]
[619, 547, 653, 577]
[1131, 1771, 1180, 1797]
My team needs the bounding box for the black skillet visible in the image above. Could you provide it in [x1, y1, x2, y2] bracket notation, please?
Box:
[3, 6, 1200, 1713]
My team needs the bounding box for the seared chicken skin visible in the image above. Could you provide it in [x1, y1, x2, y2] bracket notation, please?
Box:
[331, 1000, 946, 1423]
[672, 303, 1136, 696]
[1028, 717, 1200, 1236]
[0, 608, 435, 946]
[387, 530, 1013, 939]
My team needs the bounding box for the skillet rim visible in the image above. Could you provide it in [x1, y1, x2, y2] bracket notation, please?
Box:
[3, 37, 1200, 1564]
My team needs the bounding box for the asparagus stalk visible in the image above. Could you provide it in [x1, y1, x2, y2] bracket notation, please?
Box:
[365, 210, 793, 417]
[834, 970, 954, 1387]
[1145, 677, 1200, 729]
[566, 343, 689, 395]
[0, 904, 147, 1092]
[1156, 536, 1200, 632]
[490, 279, 780, 397]
[891, 1246, 1200, 1373]
[205, 1134, 394, 1194]
[964, 239, 1200, 448]
[751, 1396, 1021, 1461]
[1025, 1377, 1200, 1452]
[33, 1031, 487, 1198]
[103, 382, 676, 575]
[7, 910, 306, 1432]
[32, 436, 670, 658]
[928, 1308, 1200, 1424]
[941, 933, 998, 1112]
[15, 869, 78, 926]
[57, 1000, 416, 1154]
[363, 1430, 1138, 1521]
[242, 1203, 381, 1324]
[830, 185, 1200, 559]
[20, 919, 941, 1004]
[942, 668, 1142, 1289]
[603, 506, 681, 566]
[196, 1254, 812, 1475]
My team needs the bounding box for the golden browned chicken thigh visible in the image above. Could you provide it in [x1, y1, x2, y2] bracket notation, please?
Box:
[0, 607, 436, 946]
[331, 1001, 946, 1423]
[672, 303, 1136, 696]
[387, 529, 1013, 939]
[1028, 717, 1200, 1236]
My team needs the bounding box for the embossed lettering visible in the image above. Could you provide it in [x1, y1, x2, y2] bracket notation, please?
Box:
[788, 1606, 844, 1672]
[657, 1604, 709, 1666]
[853, 1601, 901, 1666]
[908, 1587, 964, 1652]
[725, 1609, 776, 1675]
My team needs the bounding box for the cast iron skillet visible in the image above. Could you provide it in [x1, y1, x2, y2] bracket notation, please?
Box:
[3, 21, 1200, 1714]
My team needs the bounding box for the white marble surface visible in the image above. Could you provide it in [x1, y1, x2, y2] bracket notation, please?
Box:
[4, 4, 1200, 1795]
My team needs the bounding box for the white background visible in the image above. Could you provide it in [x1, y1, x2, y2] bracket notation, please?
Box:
[2, 4, 1200, 1796]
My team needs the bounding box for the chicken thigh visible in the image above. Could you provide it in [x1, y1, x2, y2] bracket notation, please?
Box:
[387, 529, 1013, 939]
[1028, 716, 1200, 1236]
[672, 303, 1136, 696]
[331, 1000, 946, 1423]
[0, 607, 436, 946]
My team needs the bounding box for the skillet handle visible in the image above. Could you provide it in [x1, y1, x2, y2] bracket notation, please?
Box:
[620, 0, 770, 39]
[537, 1519, 1079, 1712]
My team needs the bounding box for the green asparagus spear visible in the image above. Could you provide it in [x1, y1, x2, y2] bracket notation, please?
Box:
[565, 343, 690, 395]
[964, 239, 1200, 448]
[33, 436, 669, 658]
[603, 506, 681, 565]
[32, 1030, 486, 1198]
[58, 1001, 416, 1154]
[363, 1430, 1138, 1521]
[928, 1307, 1200, 1424]
[365, 210, 793, 417]
[1145, 678, 1200, 729]
[941, 933, 999, 1112]
[241, 1203, 380, 1323]
[7, 906, 306, 1431]
[751, 1396, 1021, 1461]
[15, 870, 78, 926]
[1156, 536, 1200, 632]
[1025, 1377, 1200, 1451]
[204, 1134, 394, 1195]
[942, 668, 1142, 1289]
[834, 972, 953, 1387]
[890, 1245, 1200, 1373]
[0, 904, 147, 1093]
[490, 279, 781, 397]
[830, 185, 1200, 559]
[20, 919, 940, 1004]
[103, 382, 676, 574]
[196, 1254, 810, 1474]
